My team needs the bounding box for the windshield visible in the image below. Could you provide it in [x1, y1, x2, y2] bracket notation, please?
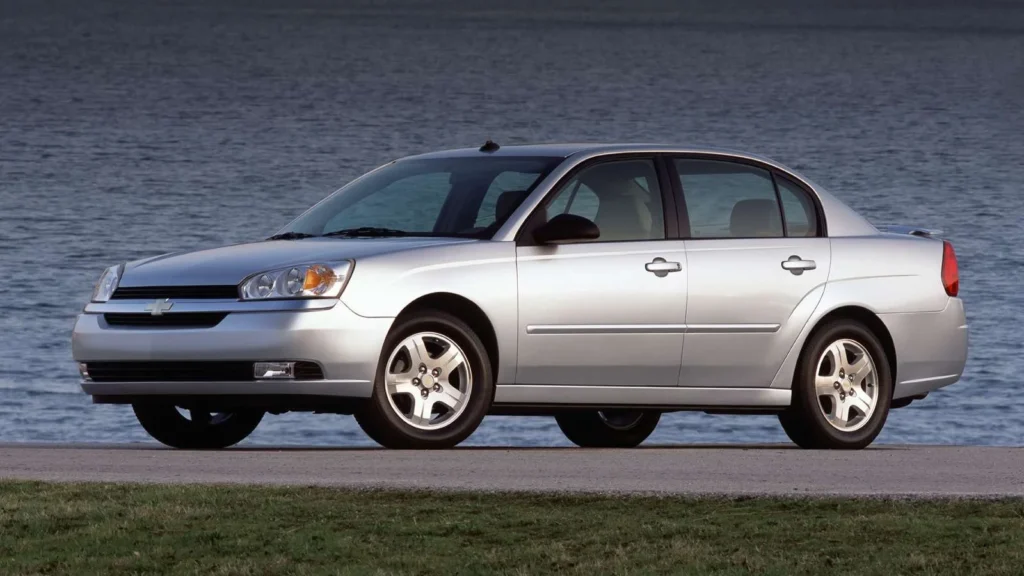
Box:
[280, 156, 563, 239]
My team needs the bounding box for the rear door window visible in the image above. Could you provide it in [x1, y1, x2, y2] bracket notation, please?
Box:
[674, 159, 783, 239]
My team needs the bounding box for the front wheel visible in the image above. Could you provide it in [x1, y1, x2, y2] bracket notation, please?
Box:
[355, 310, 493, 449]
[132, 404, 264, 449]
[779, 319, 893, 450]
[555, 410, 661, 448]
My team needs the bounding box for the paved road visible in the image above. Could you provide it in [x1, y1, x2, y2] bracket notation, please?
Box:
[1, 444, 1021, 497]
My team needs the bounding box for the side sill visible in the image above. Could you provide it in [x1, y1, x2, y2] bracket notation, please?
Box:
[493, 385, 790, 408]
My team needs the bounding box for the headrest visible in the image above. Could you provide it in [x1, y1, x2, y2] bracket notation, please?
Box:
[495, 190, 529, 223]
[730, 199, 782, 237]
[580, 171, 645, 198]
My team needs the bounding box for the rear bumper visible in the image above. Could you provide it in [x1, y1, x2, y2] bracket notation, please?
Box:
[72, 303, 393, 398]
[880, 297, 968, 399]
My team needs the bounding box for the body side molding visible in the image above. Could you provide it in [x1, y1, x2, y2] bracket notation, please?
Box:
[525, 324, 780, 335]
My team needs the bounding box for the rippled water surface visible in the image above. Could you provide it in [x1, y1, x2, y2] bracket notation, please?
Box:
[2, 0, 1023, 446]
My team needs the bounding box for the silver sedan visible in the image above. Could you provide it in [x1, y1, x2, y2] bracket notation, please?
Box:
[72, 143, 968, 450]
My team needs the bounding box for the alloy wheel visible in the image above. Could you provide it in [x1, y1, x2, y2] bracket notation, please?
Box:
[174, 407, 234, 426]
[383, 332, 473, 430]
[814, 338, 878, 432]
[597, 410, 645, 431]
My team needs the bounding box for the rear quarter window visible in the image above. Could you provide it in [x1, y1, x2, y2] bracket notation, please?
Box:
[776, 175, 819, 237]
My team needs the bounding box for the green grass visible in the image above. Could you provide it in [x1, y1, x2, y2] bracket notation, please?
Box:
[1, 482, 1023, 575]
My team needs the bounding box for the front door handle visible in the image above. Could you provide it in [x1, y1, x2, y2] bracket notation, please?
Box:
[781, 255, 816, 275]
[646, 257, 682, 278]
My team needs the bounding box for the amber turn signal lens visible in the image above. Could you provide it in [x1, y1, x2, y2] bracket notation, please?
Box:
[303, 264, 337, 294]
[240, 261, 350, 300]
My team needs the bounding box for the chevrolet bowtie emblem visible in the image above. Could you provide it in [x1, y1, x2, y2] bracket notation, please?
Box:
[144, 298, 174, 316]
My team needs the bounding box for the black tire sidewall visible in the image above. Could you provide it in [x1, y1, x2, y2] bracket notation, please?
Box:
[555, 411, 661, 448]
[361, 311, 493, 449]
[792, 320, 893, 449]
[132, 404, 264, 449]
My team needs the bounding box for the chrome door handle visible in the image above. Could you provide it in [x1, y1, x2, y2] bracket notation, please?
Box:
[646, 257, 682, 278]
[781, 255, 816, 275]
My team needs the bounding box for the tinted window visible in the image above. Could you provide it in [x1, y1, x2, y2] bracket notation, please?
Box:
[324, 172, 450, 233]
[474, 171, 547, 228]
[283, 156, 561, 239]
[776, 175, 819, 237]
[546, 181, 599, 222]
[544, 159, 664, 242]
[675, 159, 783, 239]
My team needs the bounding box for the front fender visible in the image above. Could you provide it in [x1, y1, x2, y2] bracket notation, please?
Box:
[341, 241, 519, 384]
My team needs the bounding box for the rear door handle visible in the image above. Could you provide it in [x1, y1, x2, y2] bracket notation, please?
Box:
[781, 255, 816, 275]
[646, 257, 682, 278]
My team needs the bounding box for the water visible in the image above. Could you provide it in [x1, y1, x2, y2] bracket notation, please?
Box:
[2, 0, 1022, 447]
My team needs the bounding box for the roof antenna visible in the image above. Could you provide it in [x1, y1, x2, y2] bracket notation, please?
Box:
[479, 139, 500, 153]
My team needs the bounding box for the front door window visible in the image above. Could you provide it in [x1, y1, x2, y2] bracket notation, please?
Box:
[543, 159, 666, 242]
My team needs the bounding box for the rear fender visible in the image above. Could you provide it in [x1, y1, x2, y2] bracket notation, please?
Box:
[770, 236, 947, 389]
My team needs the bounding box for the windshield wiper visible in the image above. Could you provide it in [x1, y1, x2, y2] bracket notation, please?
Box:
[266, 231, 318, 241]
[323, 227, 411, 238]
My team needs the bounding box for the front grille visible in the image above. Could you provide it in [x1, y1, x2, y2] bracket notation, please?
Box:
[111, 286, 239, 300]
[104, 313, 228, 329]
[84, 361, 325, 382]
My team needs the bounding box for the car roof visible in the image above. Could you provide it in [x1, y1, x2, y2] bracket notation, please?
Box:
[404, 143, 783, 165]
[408, 143, 879, 238]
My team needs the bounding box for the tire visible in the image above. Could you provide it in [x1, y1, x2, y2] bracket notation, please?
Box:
[555, 410, 660, 448]
[355, 310, 493, 449]
[779, 319, 893, 450]
[132, 404, 264, 449]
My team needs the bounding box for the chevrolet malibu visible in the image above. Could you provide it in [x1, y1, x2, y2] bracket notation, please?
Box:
[72, 143, 968, 450]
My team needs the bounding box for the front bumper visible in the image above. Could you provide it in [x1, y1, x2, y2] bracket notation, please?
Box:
[72, 302, 393, 398]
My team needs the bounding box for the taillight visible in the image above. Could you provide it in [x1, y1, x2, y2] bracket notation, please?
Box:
[941, 240, 959, 297]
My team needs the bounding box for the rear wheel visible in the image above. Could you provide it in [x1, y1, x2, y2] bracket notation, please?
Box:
[779, 319, 892, 449]
[355, 310, 493, 449]
[132, 404, 264, 449]
[555, 410, 660, 448]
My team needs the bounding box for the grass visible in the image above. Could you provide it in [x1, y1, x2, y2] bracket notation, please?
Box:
[1, 482, 1023, 575]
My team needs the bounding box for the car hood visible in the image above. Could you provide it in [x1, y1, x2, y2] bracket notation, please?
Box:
[120, 237, 475, 287]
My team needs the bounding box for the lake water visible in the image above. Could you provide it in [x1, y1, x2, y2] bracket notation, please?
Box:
[2, 0, 1022, 447]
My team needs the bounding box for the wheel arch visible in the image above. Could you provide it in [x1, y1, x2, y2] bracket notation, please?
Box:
[772, 303, 899, 391]
[799, 305, 898, 386]
[395, 292, 500, 381]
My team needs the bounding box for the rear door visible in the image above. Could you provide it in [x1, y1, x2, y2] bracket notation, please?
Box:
[670, 157, 831, 388]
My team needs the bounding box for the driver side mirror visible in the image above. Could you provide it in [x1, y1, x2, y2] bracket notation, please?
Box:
[533, 213, 600, 244]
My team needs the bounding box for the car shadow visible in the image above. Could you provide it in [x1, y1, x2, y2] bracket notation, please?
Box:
[0, 442, 915, 452]
[222, 443, 913, 452]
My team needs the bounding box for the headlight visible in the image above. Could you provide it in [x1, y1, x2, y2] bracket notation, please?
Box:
[91, 264, 122, 302]
[240, 261, 353, 300]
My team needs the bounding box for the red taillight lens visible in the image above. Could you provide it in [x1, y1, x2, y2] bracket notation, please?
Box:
[941, 240, 959, 297]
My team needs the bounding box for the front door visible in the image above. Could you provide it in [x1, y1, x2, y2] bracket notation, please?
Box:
[515, 157, 688, 387]
[671, 157, 832, 388]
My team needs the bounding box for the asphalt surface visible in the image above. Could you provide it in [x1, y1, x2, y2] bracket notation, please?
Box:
[2, 444, 1021, 497]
